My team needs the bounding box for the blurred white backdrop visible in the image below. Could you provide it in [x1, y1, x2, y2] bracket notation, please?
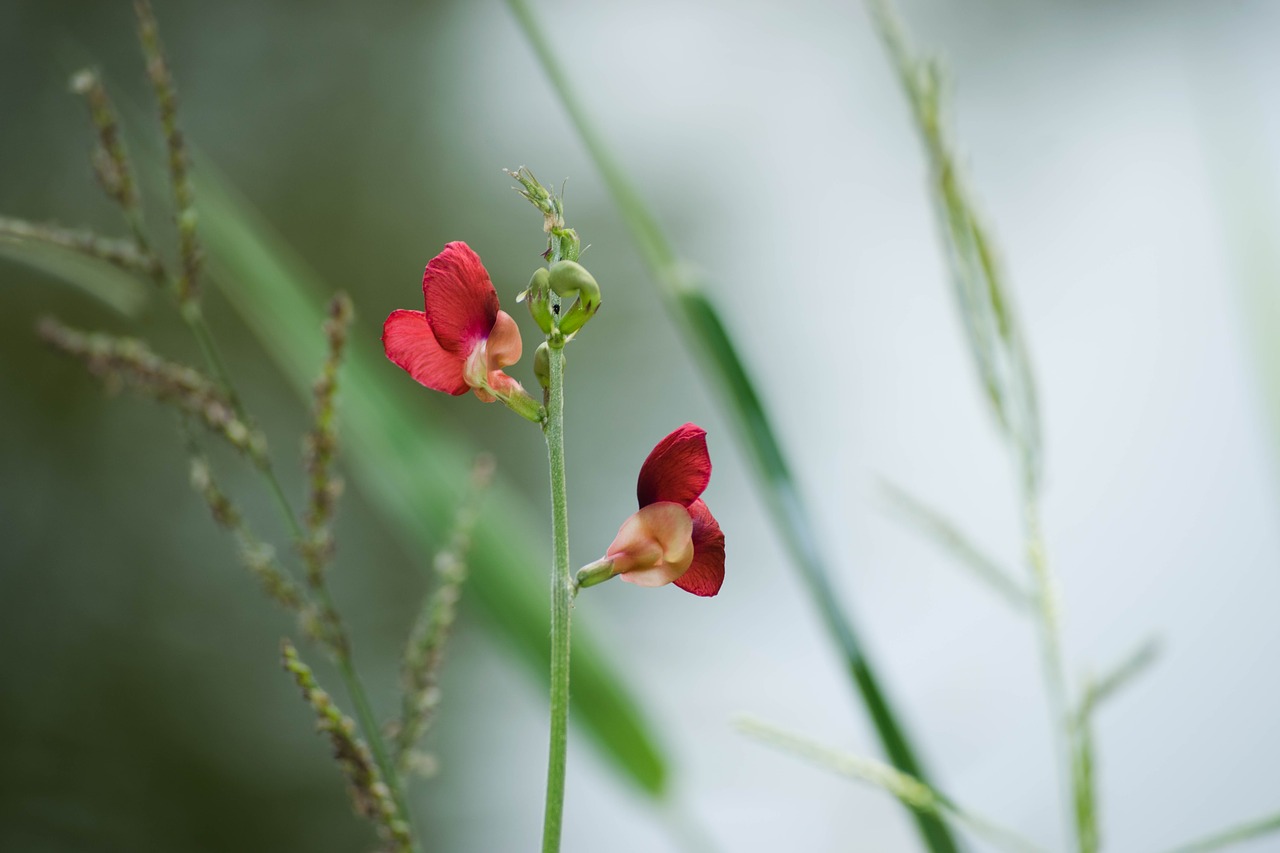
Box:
[416, 1, 1280, 851]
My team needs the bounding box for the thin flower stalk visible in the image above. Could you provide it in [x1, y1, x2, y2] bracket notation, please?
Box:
[880, 479, 1031, 610]
[64, 9, 410, 825]
[1164, 812, 1280, 853]
[540, 333, 572, 853]
[862, 1, 1085, 849]
[134, 0, 201, 309]
[737, 716, 1047, 853]
[189, 455, 307, 615]
[394, 454, 495, 775]
[0, 217, 161, 279]
[302, 292, 354, 588]
[67, 68, 149, 252]
[282, 641, 413, 853]
[39, 318, 265, 459]
[501, 8, 956, 850]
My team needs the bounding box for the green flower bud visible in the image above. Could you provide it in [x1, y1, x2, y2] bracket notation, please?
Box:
[534, 341, 552, 390]
[548, 260, 601, 336]
[518, 267, 555, 334]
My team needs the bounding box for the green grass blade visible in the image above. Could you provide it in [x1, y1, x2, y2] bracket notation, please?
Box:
[0, 235, 147, 316]
[1165, 812, 1280, 853]
[864, 0, 1042, 493]
[191, 165, 668, 797]
[503, 2, 960, 849]
[738, 716, 1045, 853]
[1083, 639, 1161, 716]
[880, 480, 1031, 610]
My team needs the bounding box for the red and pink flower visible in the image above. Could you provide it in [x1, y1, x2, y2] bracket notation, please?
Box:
[595, 424, 725, 597]
[383, 242, 537, 415]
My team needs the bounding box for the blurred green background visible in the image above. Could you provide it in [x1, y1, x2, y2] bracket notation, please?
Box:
[4, 1, 1280, 851]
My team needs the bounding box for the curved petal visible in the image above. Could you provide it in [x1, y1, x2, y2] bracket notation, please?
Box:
[673, 499, 725, 597]
[382, 309, 467, 395]
[637, 423, 711, 508]
[469, 369, 527, 404]
[486, 310, 523, 369]
[606, 502, 694, 586]
[422, 241, 499, 358]
[486, 369, 526, 398]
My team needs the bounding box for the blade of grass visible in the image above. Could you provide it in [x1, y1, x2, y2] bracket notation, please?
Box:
[1065, 638, 1160, 853]
[1164, 812, 1280, 853]
[863, 0, 1041, 493]
[502, 2, 959, 850]
[862, 1, 1082, 848]
[737, 716, 1045, 853]
[191, 163, 668, 797]
[0, 234, 148, 316]
[880, 480, 1031, 610]
[1080, 639, 1160, 717]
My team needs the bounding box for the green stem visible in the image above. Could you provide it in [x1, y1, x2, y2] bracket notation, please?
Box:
[541, 340, 573, 853]
[503, 3, 958, 850]
[1165, 812, 1280, 853]
[179, 281, 416, 849]
[1024, 493, 1080, 852]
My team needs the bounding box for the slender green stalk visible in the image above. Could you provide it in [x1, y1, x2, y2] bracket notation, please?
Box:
[738, 716, 1047, 853]
[503, 3, 957, 849]
[540, 340, 573, 853]
[881, 479, 1032, 610]
[861, 0, 1088, 846]
[1024, 492, 1080, 852]
[132, 12, 415, 829]
[1165, 812, 1280, 853]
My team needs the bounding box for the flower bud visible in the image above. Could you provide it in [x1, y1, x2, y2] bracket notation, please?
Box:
[518, 268, 555, 334]
[534, 342, 551, 390]
[548, 260, 601, 336]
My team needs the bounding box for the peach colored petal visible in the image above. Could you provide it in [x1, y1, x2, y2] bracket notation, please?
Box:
[486, 369, 526, 398]
[486, 310, 523, 369]
[606, 502, 694, 586]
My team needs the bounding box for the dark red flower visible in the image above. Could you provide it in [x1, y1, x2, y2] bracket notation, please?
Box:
[383, 241, 527, 403]
[604, 424, 725, 597]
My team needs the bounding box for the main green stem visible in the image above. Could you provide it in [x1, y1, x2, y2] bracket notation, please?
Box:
[541, 341, 573, 853]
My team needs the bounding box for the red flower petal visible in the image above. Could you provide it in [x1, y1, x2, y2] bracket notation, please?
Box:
[382, 309, 468, 395]
[637, 423, 711, 508]
[421, 241, 500, 358]
[673, 499, 725, 597]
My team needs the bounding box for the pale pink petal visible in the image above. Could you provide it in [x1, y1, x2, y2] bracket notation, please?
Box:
[486, 369, 526, 398]
[673, 499, 725, 597]
[422, 241, 499, 357]
[382, 309, 468, 396]
[636, 424, 712, 508]
[486, 310, 523, 369]
[606, 502, 694, 585]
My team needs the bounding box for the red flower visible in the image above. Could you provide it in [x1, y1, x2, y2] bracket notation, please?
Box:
[603, 424, 725, 597]
[383, 241, 528, 404]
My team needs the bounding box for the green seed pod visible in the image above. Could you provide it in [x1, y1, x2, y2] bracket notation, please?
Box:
[534, 341, 551, 390]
